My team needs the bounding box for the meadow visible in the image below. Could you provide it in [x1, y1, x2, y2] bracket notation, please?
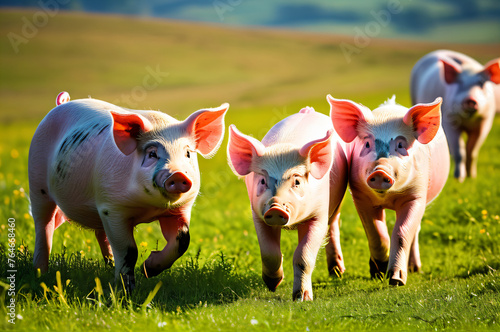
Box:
[0, 9, 499, 331]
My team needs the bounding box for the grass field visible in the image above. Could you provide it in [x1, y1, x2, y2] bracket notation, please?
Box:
[1, 9, 500, 331]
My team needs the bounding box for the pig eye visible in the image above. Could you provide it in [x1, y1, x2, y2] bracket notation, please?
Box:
[365, 141, 370, 149]
[397, 142, 403, 149]
[260, 178, 266, 185]
[294, 179, 301, 186]
[186, 150, 191, 158]
[148, 150, 158, 159]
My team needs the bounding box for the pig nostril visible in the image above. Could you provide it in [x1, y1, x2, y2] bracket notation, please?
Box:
[383, 178, 390, 183]
[370, 178, 376, 182]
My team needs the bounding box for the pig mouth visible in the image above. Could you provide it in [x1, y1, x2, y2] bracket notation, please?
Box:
[263, 204, 291, 226]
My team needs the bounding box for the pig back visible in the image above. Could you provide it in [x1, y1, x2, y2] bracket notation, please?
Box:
[29, 100, 127, 226]
[261, 111, 334, 147]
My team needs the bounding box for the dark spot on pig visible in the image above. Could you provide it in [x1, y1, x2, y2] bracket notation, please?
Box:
[120, 246, 138, 293]
[98, 124, 110, 136]
[177, 229, 190, 256]
[103, 210, 109, 216]
[75, 132, 89, 147]
[56, 160, 66, 179]
[375, 139, 390, 159]
[123, 246, 138, 274]
[58, 137, 70, 155]
[296, 262, 306, 272]
[41, 189, 46, 195]
[399, 237, 404, 247]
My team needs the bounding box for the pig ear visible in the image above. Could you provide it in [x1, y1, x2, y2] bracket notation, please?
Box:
[110, 111, 153, 155]
[440, 58, 461, 84]
[483, 58, 500, 84]
[299, 130, 333, 180]
[327, 94, 372, 143]
[227, 125, 266, 176]
[403, 97, 442, 144]
[184, 103, 229, 158]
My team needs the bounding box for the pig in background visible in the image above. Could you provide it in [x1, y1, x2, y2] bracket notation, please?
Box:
[411, 50, 500, 182]
[227, 106, 348, 301]
[328, 95, 449, 286]
[29, 92, 228, 292]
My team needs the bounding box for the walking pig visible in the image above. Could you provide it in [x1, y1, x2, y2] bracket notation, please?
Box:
[411, 50, 500, 182]
[29, 92, 228, 291]
[227, 107, 348, 301]
[328, 95, 449, 286]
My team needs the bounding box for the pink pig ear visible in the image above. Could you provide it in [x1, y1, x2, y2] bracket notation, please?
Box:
[110, 111, 153, 155]
[483, 58, 500, 84]
[227, 125, 266, 176]
[299, 130, 333, 180]
[184, 103, 229, 158]
[327, 94, 372, 143]
[403, 97, 442, 144]
[440, 58, 461, 84]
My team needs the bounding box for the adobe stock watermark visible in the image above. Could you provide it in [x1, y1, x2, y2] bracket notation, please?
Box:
[7, 0, 71, 54]
[213, 0, 244, 22]
[114, 65, 169, 109]
[6, 218, 18, 324]
[339, 0, 407, 64]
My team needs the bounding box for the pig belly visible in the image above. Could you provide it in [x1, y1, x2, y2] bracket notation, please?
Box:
[53, 198, 103, 230]
[426, 130, 450, 204]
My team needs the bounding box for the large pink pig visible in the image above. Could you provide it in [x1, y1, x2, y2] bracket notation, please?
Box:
[227, 107, 348, 301]
[328, 95, 449, 286]
[411, 50, 500, 182]
[29, 92, 228, 291]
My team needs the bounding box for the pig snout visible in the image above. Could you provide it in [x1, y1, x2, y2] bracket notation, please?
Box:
[367, 166, 395, 191]
[264, 205, 290, 226]
[164, 172, 192, 193]
[156, 171, 192, 194]
[462, 98, 478, 115]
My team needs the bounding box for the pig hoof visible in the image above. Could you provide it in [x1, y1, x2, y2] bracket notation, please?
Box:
[369, 258, 388, 280]
[387, 269, 407, 286]
[262, 273, 283, 292]
[142, 262, 163, 279]
[293, 290, 313, 302]
[328, 265, 344, 278]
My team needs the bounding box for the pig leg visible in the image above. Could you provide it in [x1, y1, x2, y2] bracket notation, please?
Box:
[465, 120, 492, 178]
[142, 212, 191, 278]
[355, 203, 390, 279]
[32, 195, 66, 273]
[408, 224, 421, 273]
[254, 216, 284, 292]
[325, 207, 345, 277]
[388, 200, 426, 286]
[95, 229, 113, 265]
[100, 212, 137, 293]
[443, 122, 466, 181]
[293, 217, 329, 301]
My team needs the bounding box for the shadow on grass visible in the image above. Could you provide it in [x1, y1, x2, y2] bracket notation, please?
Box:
[0, 246, 260, 312]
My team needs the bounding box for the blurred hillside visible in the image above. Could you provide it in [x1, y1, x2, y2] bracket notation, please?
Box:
[1, 0, 500, 43]
[1, 9, 499, 124]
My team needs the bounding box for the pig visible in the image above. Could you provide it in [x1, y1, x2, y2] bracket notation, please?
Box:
[226, 106, 348, 301]
[410, 50, 500, 182]
[29, 92, 228, 292]
[328, 95, 449, 286]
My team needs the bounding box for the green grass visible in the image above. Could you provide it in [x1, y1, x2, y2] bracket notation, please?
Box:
[1, 9, 500, 331]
